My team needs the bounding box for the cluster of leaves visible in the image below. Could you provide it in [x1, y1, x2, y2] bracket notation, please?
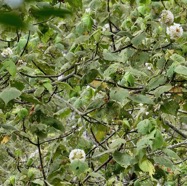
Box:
[1, 0, 187, 185]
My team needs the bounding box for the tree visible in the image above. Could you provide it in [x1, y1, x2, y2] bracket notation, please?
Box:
[0, 0, 187, 185]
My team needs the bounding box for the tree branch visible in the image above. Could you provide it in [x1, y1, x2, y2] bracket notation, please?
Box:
[164, 121, 187, 139]
[95, 78, 144, 90]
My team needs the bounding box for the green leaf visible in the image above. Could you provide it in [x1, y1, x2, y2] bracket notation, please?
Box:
[75, 14, 94, 35]
[110, 88, 129, 104]
[103, 63, 122, 78]
[103, 49, 121, 62]
[174, 65, 187, 76]
[137, 119, 154, 135]
[161, 100, 179, 115]
[113, 151, 132, 168]
[92, 149, 115, 158]
[0, 87, 21, 105]
[81, 14, 93, 31]
[0, 124, 17, 131]
[137, 130, 156, 150]
[88, 172, 105, 179]
[17, 38, 27, 53]
[154, 156, 173, 168]
[129, 94, 154, 104]
[139, 159, 155, 177]
[70, 160, 88, 175]
[3, 60, 17, 77]
[134, 180, 141, 186]
[123, 72, 135, 87]
[152, 85, 172, 98]
[57, 82, 73, 93]
[0, 11, 25, 29]
[54, 108, 71, 118]
[20, 93, 41, 104]
[43, 82, 53, 93]
[87, 98, 105, 110]
[170, 54, 185, 64]
[10, 80, 25, 91]
[31, 180, 44, 186]
[43, 117, 64, 132]
[137, 136, 152, 150]
[81, 69, 99, 85]
[163, 149, 181, 160]
[17, 108, 29, 120]
[30, 7, 72, 19]
[131, 32, 146, 46]
[30, 123, 47, 138]
[147, 75, 167, 91]
[152, 130, 164, 150]
[66, 0, 82, 9]
[109, 138, 126, 149]
[34, 87, 45, 97]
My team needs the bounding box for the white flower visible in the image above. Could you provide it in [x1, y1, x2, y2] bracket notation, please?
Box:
[139, 103, 143, 107]
[160, 10, 174, 25]
[85, 8, 91, 13]
[145, 112, 149, 115]
[57, 75, 64, 81]
[62, 52, 67, 57]
[102, 24, 109, 31]
[145, 63, 149, 67]
[69, 149, 86, 163]
[147, 66, 152, 70]
[4, 0, 24, 9]
[166, 23, 183, 40]
[1, 47, 13, 57]
[145, 63, 152, 70]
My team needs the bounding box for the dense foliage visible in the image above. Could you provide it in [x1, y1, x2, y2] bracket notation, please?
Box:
[1, 0, 187, 185]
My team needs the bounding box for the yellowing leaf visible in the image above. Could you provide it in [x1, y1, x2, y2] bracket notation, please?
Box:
[1, 136, 10, 144]
[139, 159, 155, 177]
[90, 80, 108, 89]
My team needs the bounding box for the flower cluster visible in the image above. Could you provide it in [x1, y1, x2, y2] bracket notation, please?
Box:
[1, 47, 13, 58]
[160, 10, 174, 25]
[69, 149, 86, 163]
[160, 10, 183, 40]
[166, 23, 183, 40]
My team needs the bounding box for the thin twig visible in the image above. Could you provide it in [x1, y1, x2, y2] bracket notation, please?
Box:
[37, 137, 47, 186]
[82, 156, 113, 184]
[54, 95, 84, 116]
[32, 60, 54, 82]
[107, 0, 116, 51]
[20, 31, 30, 57]
[95, 78, 144, 90]
[40, 129, 76, 145]
[90, 127, 107, 150]
[87, 130, 117, 156]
